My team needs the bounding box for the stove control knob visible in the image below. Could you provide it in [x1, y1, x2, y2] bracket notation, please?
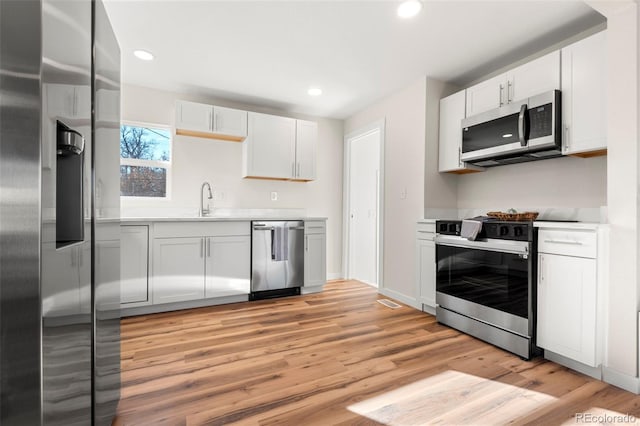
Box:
[514, 227, 524, 237]
[499, 226, 509, 236]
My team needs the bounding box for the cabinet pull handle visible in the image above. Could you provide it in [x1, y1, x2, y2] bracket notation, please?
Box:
[200, 238, 204, 257]
[564, 125, 570, 151]
[507, 80, 513, 103]
[499, 84, 504, 106]
[297, 162, 300, 177]
[207, 238, 211, 257]
[209, 111, 213, 131]
[543, 239, 582, 246]
[458, 147, 462, 167]
[540, 256, 544, 282]
[305, 235, 308, 251]
[292, 162, 295, 177]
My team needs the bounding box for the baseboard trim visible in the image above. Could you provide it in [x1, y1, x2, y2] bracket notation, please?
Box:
[327, 272, 342, 280]
[544, 350, 602, 380]
[602, 366, 640, 394]
[378, 287, 421, 310]
[422, 304, 436, 316]
[121, 294, 249, 317]
[301, 285, 324, 295]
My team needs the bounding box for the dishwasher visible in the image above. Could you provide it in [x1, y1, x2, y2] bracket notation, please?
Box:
[250, 220, 304, 300]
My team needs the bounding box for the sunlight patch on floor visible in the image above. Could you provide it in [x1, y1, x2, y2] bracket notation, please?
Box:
[348, 370, 557, 425]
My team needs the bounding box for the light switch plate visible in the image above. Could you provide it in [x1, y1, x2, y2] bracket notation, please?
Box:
[270, 191, 278, 201]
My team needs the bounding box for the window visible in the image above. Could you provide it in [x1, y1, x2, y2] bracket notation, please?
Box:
[120, 123, 171, 198]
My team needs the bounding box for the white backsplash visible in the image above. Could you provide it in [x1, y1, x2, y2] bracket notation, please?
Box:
[424, 206, 606, 223]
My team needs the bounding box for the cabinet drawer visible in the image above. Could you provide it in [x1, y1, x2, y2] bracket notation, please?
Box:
[154, 221, 250, 238]
[305, 221, 326, 235]
[417, 223, 436, 233]
[538, 228, 597, 258]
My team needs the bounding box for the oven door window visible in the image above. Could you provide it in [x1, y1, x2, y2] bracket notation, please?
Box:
[436, 245, 529, 318]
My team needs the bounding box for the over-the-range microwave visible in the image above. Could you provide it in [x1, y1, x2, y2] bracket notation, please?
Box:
[461, 90, 562, 167]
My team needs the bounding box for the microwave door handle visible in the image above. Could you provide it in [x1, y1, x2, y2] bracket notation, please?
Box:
[518, 104, 528, 147]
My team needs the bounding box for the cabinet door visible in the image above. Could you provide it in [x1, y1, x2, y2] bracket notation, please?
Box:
[244, 112, 296, 179]
[213, 106, 247, 139]
[465, 73, 506, 117]
[537, 253, 597, 366]
[416, 238, 436, 308]
[304, 233, 326, 287]
[439, 90, 466, 172]
[152, 237, 205, 304]
[205, 236, 250, 298]
[561, 31, 607, 155]
[120, 225, 149, 304]
[295, 120, 317, 180]
[508, 50, 560, 102]
[175, 100, 213, 133]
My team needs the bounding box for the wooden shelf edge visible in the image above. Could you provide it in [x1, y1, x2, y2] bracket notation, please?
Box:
[243, 175, 313, 182]
[443, 168, 484, 175]
[176, 128, 245, 142]
[568, 148, 607, 158]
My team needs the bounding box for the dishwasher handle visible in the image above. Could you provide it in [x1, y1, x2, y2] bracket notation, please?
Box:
[253, 226, 275, 231]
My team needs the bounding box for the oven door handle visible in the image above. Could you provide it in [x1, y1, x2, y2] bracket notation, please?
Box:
[434, 235, 529, 256]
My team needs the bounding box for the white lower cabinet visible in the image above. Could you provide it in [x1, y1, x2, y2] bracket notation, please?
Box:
[304, 221, 327, 288]
[416, 222, 436, 312]
[535, 224, 605, 370]
[120, 225, 149, 305]
[537, 253, 596, 366]
[150, 221, 251, 306]
[152, 237, 206, 304]
[205, 236, 251, 297]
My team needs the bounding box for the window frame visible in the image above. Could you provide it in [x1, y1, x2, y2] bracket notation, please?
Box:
[120, 121, 173, 200]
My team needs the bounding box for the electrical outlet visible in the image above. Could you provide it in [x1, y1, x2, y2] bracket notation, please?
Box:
[400, 187, 407, 199]
[270, 191, 278, 201]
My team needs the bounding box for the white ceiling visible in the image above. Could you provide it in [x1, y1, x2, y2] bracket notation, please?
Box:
[103, 1, 604, 119]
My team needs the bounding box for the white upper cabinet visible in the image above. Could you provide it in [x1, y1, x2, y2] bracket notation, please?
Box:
[507, 51, 560, 102]
[213, 106, 248, 139]
[244, 112, 296, 179]
[465, 73, 506, 117]
[561, 31, 607, 156]
[243, 112, 317, 181]
[175, 100, 247, 141]
[295, 120, 317, 181]
[465, 50, 560, 117]
[439, 90, 481, 173]
[176, 100, 213, 133]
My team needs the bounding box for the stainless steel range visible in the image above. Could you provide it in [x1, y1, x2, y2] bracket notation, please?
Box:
[435, 220, 541, 359]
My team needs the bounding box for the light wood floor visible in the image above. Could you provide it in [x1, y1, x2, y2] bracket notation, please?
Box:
[114, 280, 640, 425]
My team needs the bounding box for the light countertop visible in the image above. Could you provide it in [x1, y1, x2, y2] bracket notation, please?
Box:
[121, 216, 327, 223]
[533, 221, 602, 230]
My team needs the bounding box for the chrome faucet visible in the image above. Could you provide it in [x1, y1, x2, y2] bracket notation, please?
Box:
[200, 181, 213, 217]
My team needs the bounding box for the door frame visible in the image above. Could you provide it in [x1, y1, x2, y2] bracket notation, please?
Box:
[342, 119, 385, 289]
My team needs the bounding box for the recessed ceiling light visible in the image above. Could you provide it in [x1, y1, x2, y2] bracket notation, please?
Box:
[397, 0, 423, 18]
[133, 49, 154, 61]
[308, 87, 322, 96]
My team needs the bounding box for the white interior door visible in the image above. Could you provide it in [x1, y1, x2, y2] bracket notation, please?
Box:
[348, 129, 380, 287]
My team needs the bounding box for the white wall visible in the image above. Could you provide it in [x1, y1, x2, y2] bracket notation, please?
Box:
[457, 155, 607, 210]
[121, 84, 344, 278]
[587, 0, 639, 386]
[344, 77, 427, 307]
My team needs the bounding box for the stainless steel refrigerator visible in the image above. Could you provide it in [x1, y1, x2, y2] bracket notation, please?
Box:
[0, 0, 121, 424]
